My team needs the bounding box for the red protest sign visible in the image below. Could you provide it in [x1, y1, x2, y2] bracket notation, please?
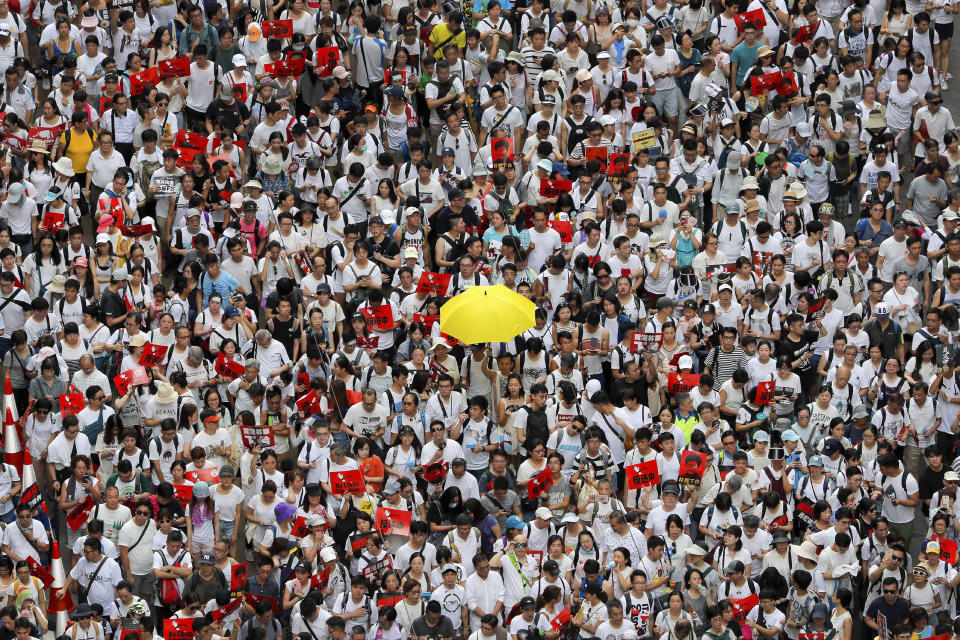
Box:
[66, 496, 95, 531]
[175, 129, 208, 151]
[546, 219, 572, 242]
[491, 137, 514, 169]
[19, 483, 40, 510]
[361, 555, 394, 581]
[174, 146, 201, 168]
[209, 597, 243, 623]
[526, 466, 553, 500]
[262, 19, 294, 38]
[377, 593, 403, 608]
[59, 393, 84, 417]
[230, 82, 248, 103]
[345, 390, 362, 405]
[376, 507, 412, 537]
[540, 178, 573, 198]
[128, 67, 159, 96]
[240, 424, 276, 448]
[416, 271, 452, 295]
[97, 196, 124, 225]
[290, 516, 310, 538]
[411, 313, 439, 329]
[630, 332, 663, 354]
[316, 47, 340, 76]
[139, 343, 168, 368]
[164, 619, 194, 640]
[678, 450, 708, 488]
[350, 532, 369, 552]
[245, 593, 280, 613]
[794, 21, 818, 43]
[429, 357, 449, 382]
[625, 460, 660, 490]
[28, 125, 63, 149]
[734, 9, 766, 31]
[330, 468, 365, 495]
[113, 366, 148, 397]
[357, 336, 380, 349]
[419, 461, 448, 483]
[608, 153, 630, 182]
[40, 210, 64, 233]
[750, 70, 783, 96]
[799, 634, 826, 640]
[173, 484, 192, 508]
[296, 390, 322, 415]
[311, 566, 331, 591]
[584, 146, 608, 172]
[755, 380, 775, 405]
[359, 304, 395, 332]
[26, 555, 53, 588]
[933, 534, 958, 564]
[265, 59, 305, 78]
[215, 352, 245, 379]
[667, 373, 701, 393]
[1, 131, 25, 156]
[230, 563, 247, 598]
[118, 224, 154, 237]
[728, 594, 759, 625]
[777, 72, 799, 97]
[551, 608, 572, 631]
[158, 57, 190, 79]
[185, 467, 219, 483]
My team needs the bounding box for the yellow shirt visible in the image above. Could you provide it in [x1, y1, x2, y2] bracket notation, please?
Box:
[59, 126, 97, 175]
[429, 23, 465, 59]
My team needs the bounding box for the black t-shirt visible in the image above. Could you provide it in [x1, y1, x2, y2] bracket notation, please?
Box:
[369, 234, 400, 276]
[154, 495, 185, 521]
[777, 330, 819, 372]
[432, 205, 479, 236]
[919, 465, 947, 513]
[691, 321, 722, 350]
[204, 99, 251, 132]
[410, 615, 456, 640]
[99, 288, 127, 324]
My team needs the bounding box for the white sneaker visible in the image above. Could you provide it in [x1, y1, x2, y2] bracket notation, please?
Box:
[943, 78, 949, 90]
[949, 72, 954, 79]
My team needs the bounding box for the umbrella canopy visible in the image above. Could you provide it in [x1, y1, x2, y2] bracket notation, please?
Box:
[440, 285, 536, 344]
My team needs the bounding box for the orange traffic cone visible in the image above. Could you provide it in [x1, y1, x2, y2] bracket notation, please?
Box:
[18, 446, 38, 510]
[3, 409, 21, 473]
[47, 540, 73, 622]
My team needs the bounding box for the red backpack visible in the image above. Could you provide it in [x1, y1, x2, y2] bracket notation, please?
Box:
[155, 549, 187, 607]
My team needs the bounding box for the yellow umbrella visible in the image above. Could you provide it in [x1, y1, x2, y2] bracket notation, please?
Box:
[439, 285, 536, 344]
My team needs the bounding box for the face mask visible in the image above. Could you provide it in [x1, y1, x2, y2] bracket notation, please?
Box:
[360, 146, 367, 152]
[448, 501, 459, 509]
[293, 44, 304, 50]
[627, 18, 639, 26]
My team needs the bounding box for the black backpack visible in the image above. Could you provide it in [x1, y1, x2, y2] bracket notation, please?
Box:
[523, 406, 549, 445]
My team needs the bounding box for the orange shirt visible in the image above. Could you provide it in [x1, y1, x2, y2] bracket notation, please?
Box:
[361, 455, 385, 493]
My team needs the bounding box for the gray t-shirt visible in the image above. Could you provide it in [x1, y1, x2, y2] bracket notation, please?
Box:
[479, 489, 521, 531]
[907, 176, 949, 225]
[410, 615, 456, 640]
[2, 349, 29, 389]
[891, 255, 931, 293]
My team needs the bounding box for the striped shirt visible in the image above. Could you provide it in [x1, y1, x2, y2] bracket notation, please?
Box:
[703, 345, 749, 390]
[521, 44, 556, 81]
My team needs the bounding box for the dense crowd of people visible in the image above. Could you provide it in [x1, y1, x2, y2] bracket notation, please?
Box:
[0, 2, 959, 640]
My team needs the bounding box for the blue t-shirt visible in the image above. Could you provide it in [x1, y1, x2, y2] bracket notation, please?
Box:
[200, 270, 240, 307]
[730, 41, 760, 88]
